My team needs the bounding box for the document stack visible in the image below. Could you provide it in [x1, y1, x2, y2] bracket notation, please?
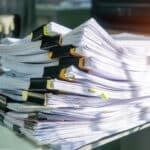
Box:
[1, 18, 150, 150]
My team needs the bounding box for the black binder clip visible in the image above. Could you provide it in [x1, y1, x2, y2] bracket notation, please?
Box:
[29, 78, 47, 90]
[22, 90, 46, 105]
[43, 66, 63, 78]
[48, 45, 74, 59]
[40, 34, 62, 50]
[31, 24, 46, 41]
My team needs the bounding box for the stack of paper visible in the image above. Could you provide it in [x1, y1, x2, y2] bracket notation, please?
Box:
[1, 18, 150, 150]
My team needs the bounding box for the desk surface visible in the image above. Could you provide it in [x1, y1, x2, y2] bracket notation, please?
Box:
[0, 125, 45, 150]
[1, 121, 150, 150]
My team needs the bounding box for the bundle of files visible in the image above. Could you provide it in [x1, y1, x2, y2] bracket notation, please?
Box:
[1, 18, 150, 150]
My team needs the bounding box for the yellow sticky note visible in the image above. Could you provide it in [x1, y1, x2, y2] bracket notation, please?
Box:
[88, 88, 97, 93]
[99, 92, 108, 100]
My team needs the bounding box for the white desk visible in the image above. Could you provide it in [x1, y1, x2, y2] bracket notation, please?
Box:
[1, 122, 150, 150]
[0, 125, 45, 150]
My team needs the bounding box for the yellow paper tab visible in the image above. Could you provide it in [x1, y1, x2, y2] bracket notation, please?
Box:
[44, 94, 48, 106]
[30, 32, 33, 40]
[88, 88, 108, 100]
[88, 88, 97, 93]
[22, 91, 28, 101]
[99, 92, 108, 100]
[47, 80, 52, 89]
[43, 25, 49, 36]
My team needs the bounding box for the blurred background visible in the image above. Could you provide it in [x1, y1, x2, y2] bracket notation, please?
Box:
[0, 0, 150, 38]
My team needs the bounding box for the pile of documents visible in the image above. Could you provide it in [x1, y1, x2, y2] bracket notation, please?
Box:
[1, 18, 150, 149]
